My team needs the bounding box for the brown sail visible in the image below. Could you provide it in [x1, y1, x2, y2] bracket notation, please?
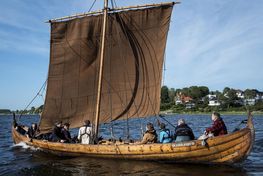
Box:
[39, 4, 174, 133]
[11, 2, 255, 165]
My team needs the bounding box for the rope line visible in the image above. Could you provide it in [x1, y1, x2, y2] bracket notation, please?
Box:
[88, 0, 97, 12]
[18, 80, 47, 120]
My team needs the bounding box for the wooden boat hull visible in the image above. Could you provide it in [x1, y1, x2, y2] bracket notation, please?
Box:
[12, 115, 254, 164]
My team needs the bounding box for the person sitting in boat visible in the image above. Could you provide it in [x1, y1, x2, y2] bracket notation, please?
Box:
[51, 121, 63, 142]
[13, 121, 27, 135]
[174, 119, 195, 142]
[26, 123, 38, 138]
[159, 123, 172, 143]
[137, 123, 157, 144]
[206, 112, 227, 137]
[77, 120, 92, 144]
[61, 123, 72, 143]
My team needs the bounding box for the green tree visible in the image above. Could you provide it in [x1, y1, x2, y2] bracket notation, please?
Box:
[223, 87, 230, 95]
[181, 87, 190, 96]
[0, 109, 11, 114]
[35, 105, 44, 114]
[199, 86, 209, 97]
[175, 88, 182, 95]
[29, 106, 36, 114]
[168, 88, 176, 104]
[189, 86, 201, 100]
[224, 89, 239, 108]
[244, 89, 257, 99]
[161, 86, 170, 103]
[214, 90, 222, 97]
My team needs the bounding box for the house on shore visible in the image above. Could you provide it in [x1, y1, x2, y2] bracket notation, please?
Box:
[236, 90, 245, 99]
[207, 94, 221, 106]
[175, 93, 195, 108]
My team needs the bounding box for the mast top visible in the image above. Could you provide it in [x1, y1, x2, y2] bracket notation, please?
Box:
[46, 2, 179, 23]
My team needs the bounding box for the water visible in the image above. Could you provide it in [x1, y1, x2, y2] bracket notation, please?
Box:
[0, 114, 263, 176]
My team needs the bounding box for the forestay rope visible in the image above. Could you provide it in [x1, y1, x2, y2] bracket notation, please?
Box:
[17, 80, 47, 122]
[88, 0, 97, 12]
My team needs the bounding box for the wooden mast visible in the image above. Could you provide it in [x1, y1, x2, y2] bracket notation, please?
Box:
[94, 0, 109, 141]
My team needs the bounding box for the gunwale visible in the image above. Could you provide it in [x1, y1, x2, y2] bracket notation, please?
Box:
[12, 114, 254, 164]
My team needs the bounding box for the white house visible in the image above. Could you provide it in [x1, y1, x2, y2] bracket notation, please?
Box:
[185, 103, 195, 109]
[209, 99, 221, 106]
[175, 99, 182, 105]
[207, 94, 221, 106]
[244, 99, 256, 106]
[236, 90, 244, 99]
[208, 94, 217, 99]
[255, 92, 263, 101]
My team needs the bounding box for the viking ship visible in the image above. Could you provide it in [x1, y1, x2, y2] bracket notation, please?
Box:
[12, 1, 255, 164]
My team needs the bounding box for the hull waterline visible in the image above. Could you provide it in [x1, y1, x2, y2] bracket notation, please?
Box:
[12, 114, 254, 164]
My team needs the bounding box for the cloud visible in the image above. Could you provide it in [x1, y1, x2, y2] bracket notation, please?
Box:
[0, 0, 262, 110]
[0, 1, 51, 56]
[0, 30, 49, 55]
[164, 0, 263, 91]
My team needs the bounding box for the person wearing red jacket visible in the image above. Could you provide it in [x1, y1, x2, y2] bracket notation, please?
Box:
[206, 112, 227, 136]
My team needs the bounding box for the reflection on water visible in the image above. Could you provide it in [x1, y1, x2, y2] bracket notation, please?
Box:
[15, 155, 249, 176]
[0, 114, 263, 176]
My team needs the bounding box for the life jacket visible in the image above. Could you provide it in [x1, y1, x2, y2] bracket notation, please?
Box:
[174, 124, 195, 140]
[161, 129, 171, 139]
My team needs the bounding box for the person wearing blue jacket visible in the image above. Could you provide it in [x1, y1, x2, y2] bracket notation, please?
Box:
[159, 123, 172, 143]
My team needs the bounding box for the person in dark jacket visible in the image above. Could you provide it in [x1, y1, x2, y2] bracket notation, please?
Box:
[13, 121, 26, 135]
[206, 112, 227, 136]
[174, 119, 195, 142]
[51, 121, 63, 142]
[61, 123, 72, 143]
[26, 123, 38, 138]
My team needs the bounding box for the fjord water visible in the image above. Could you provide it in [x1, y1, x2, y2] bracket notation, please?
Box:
[0, 114, 263, 176]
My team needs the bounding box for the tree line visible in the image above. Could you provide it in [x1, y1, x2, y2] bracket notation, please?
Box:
[1, 86, 262, 115]
[0, 105, 44, 115]
[161, 86, 263, 113]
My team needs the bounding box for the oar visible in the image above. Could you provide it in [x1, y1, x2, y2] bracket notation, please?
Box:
[158, 114, 177, 129]
[232, 119, 248, 132]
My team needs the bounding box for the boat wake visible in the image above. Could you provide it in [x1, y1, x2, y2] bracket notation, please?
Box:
[11, 142, 39, 151]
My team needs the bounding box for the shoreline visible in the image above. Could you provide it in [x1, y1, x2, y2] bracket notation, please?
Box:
[0, 114, 40, 116]
[160, 110, 263, 116]
[1, 111, 263, 116]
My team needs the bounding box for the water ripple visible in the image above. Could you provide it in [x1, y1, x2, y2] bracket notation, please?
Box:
[0, 114, 262, 176]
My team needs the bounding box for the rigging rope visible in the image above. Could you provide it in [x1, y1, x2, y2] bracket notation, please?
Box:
[110, 0, 115, 9]
[110, 0, 117, 9]
[18, 79, 47, 121]
[108, 28, 116, 140]
[158, 114, 176, 129]
[88, 0, 97, 12]
[140, 118, 144, 139]
[162, 51, 167, 86]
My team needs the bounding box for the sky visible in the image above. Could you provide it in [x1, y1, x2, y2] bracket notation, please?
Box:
[0, 0, 262, 110]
